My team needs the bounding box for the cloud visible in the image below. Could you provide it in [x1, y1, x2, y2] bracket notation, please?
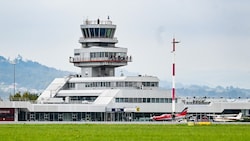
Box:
[0, 0, 250, 88]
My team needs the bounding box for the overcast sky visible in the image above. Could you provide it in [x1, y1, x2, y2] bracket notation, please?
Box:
[1, 0, 250, 88]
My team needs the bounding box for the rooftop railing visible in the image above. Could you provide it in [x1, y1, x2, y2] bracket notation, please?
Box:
[84, 19, 112, 25]
[69, 56, 132, 63]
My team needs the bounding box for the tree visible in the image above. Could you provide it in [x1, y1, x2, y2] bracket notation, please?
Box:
[22, 91, 30, 101]
[9, 92, 22, 101]
[9, 91, 38, 101]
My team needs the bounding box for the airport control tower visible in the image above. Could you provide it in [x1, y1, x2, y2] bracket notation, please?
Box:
[69, 18, 132, 77]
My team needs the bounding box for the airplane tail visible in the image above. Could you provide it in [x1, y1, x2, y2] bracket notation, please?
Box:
[180, 107, 188, 115]
[236, 113, 243, 119]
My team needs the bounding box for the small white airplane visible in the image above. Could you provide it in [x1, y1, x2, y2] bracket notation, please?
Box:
[150, 107, 188, 121]
[212, 113, 243, 122]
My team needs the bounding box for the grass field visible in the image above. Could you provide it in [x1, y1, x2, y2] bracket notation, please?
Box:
[0, 123, 249, 141]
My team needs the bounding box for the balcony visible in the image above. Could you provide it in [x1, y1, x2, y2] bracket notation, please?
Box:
[69, 56, 132, 64]
[79, 37, 118, 44]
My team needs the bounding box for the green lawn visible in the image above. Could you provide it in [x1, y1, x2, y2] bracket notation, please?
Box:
[0, 123, 249, 141]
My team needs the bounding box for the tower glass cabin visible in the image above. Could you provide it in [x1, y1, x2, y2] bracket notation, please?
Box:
[69, 18, 132, 77]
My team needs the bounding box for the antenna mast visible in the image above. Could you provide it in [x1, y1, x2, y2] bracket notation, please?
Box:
[171, 38, 180, 114]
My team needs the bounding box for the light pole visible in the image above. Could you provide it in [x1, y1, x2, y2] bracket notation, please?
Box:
[10, 60, 16, 95]
[14, 61, 15, 95]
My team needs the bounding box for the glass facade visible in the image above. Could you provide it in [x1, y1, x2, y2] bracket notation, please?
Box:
[115, 98, 177, 103]
[27, 112, 105, 121]
[82, 28, 114, 38]
[66, 81, 158, 89]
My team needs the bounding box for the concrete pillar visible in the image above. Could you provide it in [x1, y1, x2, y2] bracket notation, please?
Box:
[14, 108, 18, 122]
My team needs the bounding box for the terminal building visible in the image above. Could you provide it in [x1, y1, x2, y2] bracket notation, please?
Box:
[1, 18, 250, 122]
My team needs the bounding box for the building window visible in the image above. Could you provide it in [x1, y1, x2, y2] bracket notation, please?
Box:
[82, 29, 87, 38]
[160, 98, 164, 103]
[68, 83, 75, 88]
[83, 29, 89, 38]
[115, 97, 173, 103]
[152, 98, 156, 103]
[142, 82, 158, 87]
[106, 28, 112, 38]
[116, 82, 124, 87]
[90, 28, 94, 37]
[128, 98, 133, 103]
[138, 98, 142, 103]
[156, 98, 159, 103]
[134, 98, 138, 103]
[169, 99, 172, 103]
[115, 98, 119, 103]
[74, 53, 80, 56]
[95, 28, 99, 37]
[147, 98, 151, 103]
[125, 98, 128, 103]
[100, 28, 105, 37]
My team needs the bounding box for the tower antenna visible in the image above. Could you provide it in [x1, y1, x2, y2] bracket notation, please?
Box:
[171, 38, 180, 116]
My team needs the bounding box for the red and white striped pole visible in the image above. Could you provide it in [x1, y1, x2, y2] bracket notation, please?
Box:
[172, 38, 180, 114]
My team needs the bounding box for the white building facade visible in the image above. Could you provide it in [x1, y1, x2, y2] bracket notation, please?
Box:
[1, 18, 250, 122]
